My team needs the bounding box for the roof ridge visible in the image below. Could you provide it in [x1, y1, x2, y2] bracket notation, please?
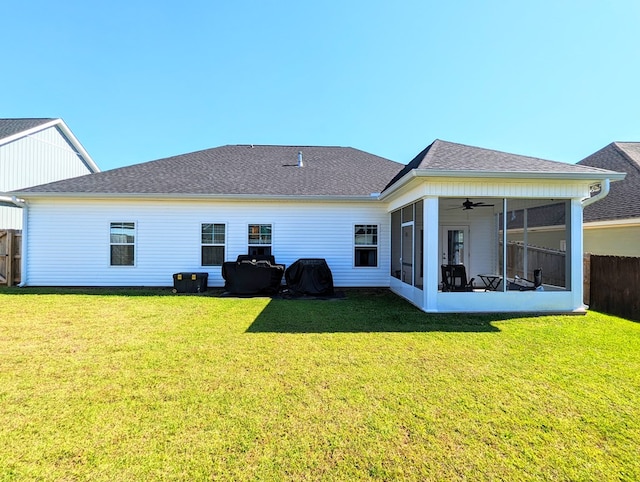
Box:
[228, 144, 355, 149]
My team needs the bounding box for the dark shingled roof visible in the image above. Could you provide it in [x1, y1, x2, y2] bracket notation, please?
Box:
[578, 142, 640, 222]
[383, 139, 616, 191]
[0, 118, 55, 141]
[17, 145, 404, 197]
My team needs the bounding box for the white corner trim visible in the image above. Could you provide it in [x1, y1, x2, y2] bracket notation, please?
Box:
[51, 119, 101, 173]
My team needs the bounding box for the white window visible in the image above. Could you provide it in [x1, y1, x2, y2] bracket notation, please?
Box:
[248, 224, 272, 256]
[355, 224, 378, 267]
[110, 222, 135, 266]
[201, 223, 226, 266]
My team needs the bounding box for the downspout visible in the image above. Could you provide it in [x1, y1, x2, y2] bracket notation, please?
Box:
[582, 179, 610, 208]
[578, 179, 609, 310]
[15, 198, 28, 287]
[0, 195, 28, 287]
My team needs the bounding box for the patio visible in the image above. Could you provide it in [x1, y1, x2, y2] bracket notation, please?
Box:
[389, 196, 581, 313]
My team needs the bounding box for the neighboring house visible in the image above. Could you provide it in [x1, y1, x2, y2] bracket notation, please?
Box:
[577, 142, 640, 257]
[11, 140, 625, 314]
[0, 118, 99, 229]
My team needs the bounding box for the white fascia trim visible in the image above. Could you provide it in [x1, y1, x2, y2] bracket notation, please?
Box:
[55, 119, 101, 173]
[379, 169, 627, 200]
[584, 218, 640, 229]
[14, 192, 381, 203]
[0, 119, 100, 173]
[411, 169, 626, 181]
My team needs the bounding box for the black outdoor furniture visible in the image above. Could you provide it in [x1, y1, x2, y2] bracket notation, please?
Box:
[285, 258, 334, 296]
[441, 264, 475, 292]
[221, 255, 285, 295]
[509, 268, 543, 291]
[478, 273, 503, 291]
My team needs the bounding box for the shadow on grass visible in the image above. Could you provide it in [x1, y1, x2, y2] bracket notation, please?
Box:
[246, 289, 505, 333]
[1, 287, 526, 332]
[0, 286, 225, 297]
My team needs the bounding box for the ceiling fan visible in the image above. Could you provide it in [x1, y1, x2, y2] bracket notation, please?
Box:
[461, 198, 495, 210]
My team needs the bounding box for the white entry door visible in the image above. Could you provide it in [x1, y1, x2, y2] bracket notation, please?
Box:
[441, 226, 470, 267]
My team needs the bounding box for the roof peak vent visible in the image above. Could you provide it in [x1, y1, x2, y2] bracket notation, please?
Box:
[297, 151, 304, 167]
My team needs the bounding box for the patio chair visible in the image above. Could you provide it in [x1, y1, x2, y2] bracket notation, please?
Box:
[441, 264, 475, 292]
[510, 268, 543, 291]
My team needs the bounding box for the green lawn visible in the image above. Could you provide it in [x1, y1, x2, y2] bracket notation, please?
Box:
[1, 287, 639, 481]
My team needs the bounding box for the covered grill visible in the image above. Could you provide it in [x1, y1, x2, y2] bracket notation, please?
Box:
[222, 255, 285, 295]
[285, 258, 334, 296]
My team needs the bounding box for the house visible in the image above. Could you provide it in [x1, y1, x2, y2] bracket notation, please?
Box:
[9, 140, 625, 314]
[0, 118, 99, 229]
[577, 142, 640, 257]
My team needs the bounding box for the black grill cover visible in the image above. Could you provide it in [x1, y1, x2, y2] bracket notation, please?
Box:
[285, 258, 334, 296]
[222, 256, 284, 295]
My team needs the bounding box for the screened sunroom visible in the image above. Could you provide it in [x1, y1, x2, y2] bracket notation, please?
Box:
[380, 140, 624, 313]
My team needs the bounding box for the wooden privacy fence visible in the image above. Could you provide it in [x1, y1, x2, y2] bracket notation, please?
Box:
[504, 242, 566, 287]
[0, 230, 21, 286]
[587, 254, 640, 322]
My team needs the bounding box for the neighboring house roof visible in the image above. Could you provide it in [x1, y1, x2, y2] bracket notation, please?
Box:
[578, 142, 640, 223]
[0, 118, 56, 142]
[16, 145, 403, 198]
[0, 117, 100, 173]
[383, 139, 621, 193]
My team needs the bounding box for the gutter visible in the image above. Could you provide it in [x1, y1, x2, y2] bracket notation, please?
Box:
[13, 192, 382, 202]
[582, 179, 610, 208]
[0, 195, 28, 287]
[0, 194, 26, 208]
[409, 169, 626, 181]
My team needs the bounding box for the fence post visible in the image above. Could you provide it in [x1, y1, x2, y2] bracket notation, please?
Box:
[6, 230, 13, 287]
[583, 253, 591, 306]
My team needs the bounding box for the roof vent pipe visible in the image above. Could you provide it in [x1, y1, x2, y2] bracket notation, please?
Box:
[297, 151, 304, 167]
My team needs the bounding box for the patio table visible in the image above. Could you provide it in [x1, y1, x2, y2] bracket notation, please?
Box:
[478, 274, 503, 291]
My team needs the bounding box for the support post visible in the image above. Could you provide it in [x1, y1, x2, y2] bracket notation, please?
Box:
[423, 197, 439, 312]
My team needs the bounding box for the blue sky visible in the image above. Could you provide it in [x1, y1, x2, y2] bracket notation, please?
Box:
[3, 1, 640, 171]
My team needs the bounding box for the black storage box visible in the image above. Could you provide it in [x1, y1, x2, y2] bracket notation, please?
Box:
[173, 272, 208, 293]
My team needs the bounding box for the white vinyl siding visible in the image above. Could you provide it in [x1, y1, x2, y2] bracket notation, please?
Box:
[24, 199, 390, 287]
[0, 207, 23, 231]
[0, 125, 96, 229]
